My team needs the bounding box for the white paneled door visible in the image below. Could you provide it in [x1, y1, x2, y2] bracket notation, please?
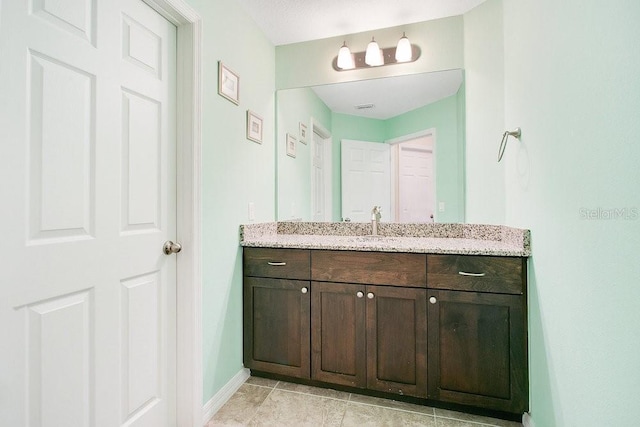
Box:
[0, 0, 178, 426]
[341, 140, 391, 223]
[398, 138, 435, 223]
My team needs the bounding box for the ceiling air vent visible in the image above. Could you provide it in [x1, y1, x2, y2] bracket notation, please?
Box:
[354, 103, 375, 110]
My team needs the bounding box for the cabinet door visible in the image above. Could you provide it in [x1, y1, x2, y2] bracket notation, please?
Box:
[311, 282, 366, 388]
[366, 285, 428, 398]
[427, 290, 528, 413]
[243, 277, 311, 379]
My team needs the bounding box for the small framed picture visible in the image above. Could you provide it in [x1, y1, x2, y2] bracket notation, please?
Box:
[299, 122, 308, 144]
[286, 133, 297, 158]
[218, 61, 239, 104]
[246, 110, 263, 143]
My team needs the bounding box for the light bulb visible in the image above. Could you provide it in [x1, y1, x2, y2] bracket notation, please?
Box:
[337, 41, 354, 69]
[365, 37, 383, 66]
[395, 32, 412, 62]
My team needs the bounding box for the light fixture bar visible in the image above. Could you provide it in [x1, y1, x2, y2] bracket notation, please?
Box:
[332, 44, 421, 71]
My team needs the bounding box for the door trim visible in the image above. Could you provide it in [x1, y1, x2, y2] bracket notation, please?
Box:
[142, 1, 203, 425]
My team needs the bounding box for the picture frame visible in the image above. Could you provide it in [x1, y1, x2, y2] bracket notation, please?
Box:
[246, 110, 263, 144]
[299, 122, 308, 144]
[218, 61, 239, 104]
[286, 133, 297, 158]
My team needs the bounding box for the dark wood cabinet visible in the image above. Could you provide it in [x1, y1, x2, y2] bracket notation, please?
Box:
[311, 281, 366, 388]
[427, 255, 528, 414]
[243, 247, 528, 415]
[366, 285, 427, 398]
[310, 282, 427, 398]
[310, 251, 428, 398]
[243, 248, 311, 379]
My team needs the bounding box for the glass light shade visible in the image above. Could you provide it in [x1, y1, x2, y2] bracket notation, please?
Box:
[337, 42, 354, 69]
[365, 38, 383, 66]
[395, 33, 412, 62]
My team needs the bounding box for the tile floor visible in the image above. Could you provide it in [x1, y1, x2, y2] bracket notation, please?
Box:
[205, 376, 523, 427]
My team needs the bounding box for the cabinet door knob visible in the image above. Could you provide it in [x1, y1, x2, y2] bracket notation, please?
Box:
[429, 296, 437, 304]
[301, 287, 308, 294]
[367, 292, 374, 299]
[356, 291, 364, 298]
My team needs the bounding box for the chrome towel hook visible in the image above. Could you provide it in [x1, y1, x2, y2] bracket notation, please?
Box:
[497, 127, 522, 162]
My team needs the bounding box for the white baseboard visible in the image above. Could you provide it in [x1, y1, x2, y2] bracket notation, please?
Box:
[202, 368, 250, 424]
[522, 412, 535, 427]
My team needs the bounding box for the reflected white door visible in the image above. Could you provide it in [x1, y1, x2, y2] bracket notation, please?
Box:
[341, 140, 391, 222]
[0, 1, 177, 426]
[398, 143, 435, 222]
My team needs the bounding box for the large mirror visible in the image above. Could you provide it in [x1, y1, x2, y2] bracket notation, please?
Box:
[276, 69, 466, 223]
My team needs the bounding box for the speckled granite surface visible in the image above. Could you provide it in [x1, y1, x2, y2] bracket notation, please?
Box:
[240, 222, 531, 257]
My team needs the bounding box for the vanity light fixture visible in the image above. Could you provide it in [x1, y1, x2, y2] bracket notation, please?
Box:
[333, 33, 421, 71]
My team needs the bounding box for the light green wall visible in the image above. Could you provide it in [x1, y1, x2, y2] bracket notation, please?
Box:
[386, 93, 465, 223]
[276, 88, 332, 220]
[463, 0, 506, 224]
[183, 0, 276, 405]
[276, 16, 464, 89]
[499, 0, 640, 426]
[463, 0, 640, 425]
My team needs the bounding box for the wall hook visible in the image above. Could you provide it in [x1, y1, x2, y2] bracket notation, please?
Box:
[498, 127, 522, 162]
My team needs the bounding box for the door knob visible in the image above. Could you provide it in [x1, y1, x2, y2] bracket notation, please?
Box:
[356, 291, 364, 298]
[367, 292, 374, 299]
[429, 296, 437, 304]
[163, 241, 182, 255]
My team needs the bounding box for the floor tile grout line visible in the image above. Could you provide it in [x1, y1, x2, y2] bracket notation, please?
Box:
[269, 387, 353, 403]
[244, 380, 280, 425]
[243, 382, 278, 390]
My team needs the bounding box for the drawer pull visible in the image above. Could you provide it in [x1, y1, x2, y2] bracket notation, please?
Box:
[367, 292, 375, 299]
[429, 296, 437, 304]
[458, 271, 486, 277]
[356, 291, 364, 298]
[267, 262, 287, 266]
[301, 287, 308, 294]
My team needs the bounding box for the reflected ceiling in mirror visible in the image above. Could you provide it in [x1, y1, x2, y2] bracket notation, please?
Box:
[311, 69, 463, 120]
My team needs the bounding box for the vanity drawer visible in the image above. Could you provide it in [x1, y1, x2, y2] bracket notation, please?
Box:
[311, 250, 427, 288]
[244, 247, 310, 280]
[427, 255, 525, 295]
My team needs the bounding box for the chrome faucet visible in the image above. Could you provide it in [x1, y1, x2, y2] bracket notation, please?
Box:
[371, 206, 382, 236]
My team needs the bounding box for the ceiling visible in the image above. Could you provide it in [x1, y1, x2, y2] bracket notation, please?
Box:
[233, 0, 485, 46]
[310, 69, 463, 120]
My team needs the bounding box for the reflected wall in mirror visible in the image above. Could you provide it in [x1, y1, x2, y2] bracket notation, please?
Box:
[276, 70, 466, 223]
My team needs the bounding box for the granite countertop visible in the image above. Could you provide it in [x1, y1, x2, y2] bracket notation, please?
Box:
[240, 222, 531, 257]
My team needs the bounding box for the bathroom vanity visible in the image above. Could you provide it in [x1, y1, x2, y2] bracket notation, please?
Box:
[240, 222, 530, 417]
